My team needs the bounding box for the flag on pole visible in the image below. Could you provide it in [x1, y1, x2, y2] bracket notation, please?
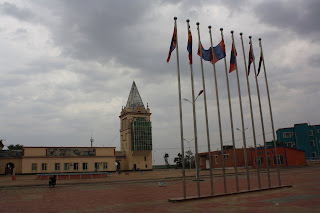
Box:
[247, 43, 254, 75]
[213, 39, 226, 63]
[197, 39, 226, 63]
[257, 50, 263, 76]
[167, 27, 177, 63]
[197, 43, 212, 62]
[229, 42, 237, 73]
[187, 26, 192, 64]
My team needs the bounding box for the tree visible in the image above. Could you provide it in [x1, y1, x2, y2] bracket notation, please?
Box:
[174, 153, 182, 168]
[7, 144, 23, 150]
[164, 153, 169, 168]
[185, 150, 195, 169]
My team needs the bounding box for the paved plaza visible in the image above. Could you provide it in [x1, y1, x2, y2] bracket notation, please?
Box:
[0, 166, 319, 212]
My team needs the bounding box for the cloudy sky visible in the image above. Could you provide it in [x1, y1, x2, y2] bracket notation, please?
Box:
[0, 0, 319, 164]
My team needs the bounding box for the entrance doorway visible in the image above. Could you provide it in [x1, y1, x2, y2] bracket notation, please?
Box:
[134, 164, 137, 171]
[5, 162, 14, 175]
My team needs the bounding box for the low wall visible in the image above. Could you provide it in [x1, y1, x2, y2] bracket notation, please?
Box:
[36, 172, 108, 180]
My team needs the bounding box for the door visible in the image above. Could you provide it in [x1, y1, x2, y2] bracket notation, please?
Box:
[5, 163, 14, 175]
[206, 160, 210, 169]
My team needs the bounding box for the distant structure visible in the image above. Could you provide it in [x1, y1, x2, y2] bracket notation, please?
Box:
[276, 123, 320, 160]
[116, 81, 152, 171]
[90, 134, 94, 147]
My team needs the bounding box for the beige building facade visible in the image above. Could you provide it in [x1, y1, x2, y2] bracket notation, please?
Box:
[0, 147, 116, 175]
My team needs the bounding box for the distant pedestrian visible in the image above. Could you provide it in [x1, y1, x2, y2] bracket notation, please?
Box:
[49, 175, 56, 187]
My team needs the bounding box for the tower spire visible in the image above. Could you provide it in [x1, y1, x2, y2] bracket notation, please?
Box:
[125, 81, 145, 110]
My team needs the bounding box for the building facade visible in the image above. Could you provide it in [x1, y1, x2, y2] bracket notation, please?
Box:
[0, 147, 116, 175]
[116, 81, 152, 171]
[250, 147, 306, 167]
[199, 147, 253, 169]
[276, 123, 320, 160]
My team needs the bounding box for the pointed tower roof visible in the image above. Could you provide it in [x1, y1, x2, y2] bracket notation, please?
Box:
[126, 81, 145, 110]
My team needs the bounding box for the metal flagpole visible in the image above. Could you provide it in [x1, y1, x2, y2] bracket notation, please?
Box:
[194, 22, 204, 197]
[231, 31, 250, 190]
[209, 26, 227, 193]
[193, 21, 214, 196]
[249, 36, 271, 188]
[240, 33, 261, 189]
[220, 28, 239, 192]
[259, 38, 281, 186]
[173, 17, 186, 198]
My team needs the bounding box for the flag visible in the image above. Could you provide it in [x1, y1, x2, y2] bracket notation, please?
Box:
[197, 39, 226, 64]
[197, 43, 212, 62]
[229, 42, 237, 73]
[257, 51, 263, 76]
[248, 43, 254, 75]
[212, 39, 226, 63]
[187, 27, 192, 64]
[167, 27, 177, 63]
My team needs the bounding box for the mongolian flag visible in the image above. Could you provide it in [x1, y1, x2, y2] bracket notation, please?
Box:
[167, 27, 177, 63]
[248, 43, 254, 75]
[197, 39, 226, 64]
[197, 43, 212, 62]
[187, 27, 192, 64]
[212, 39, 226, 63]
[229, 42, 237, 73]
[257, 51, 263, 76]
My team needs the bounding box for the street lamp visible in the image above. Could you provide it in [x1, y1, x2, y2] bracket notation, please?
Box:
[236, 127, 248, 132]
[183, 90, 204, 104]
[183, 138, 194, 169]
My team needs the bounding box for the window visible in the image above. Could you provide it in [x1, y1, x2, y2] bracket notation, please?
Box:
[309, 130, 313, 136]
[145, 164, 147, 168]
[273, 155, 284, 165]
[312, 152, 317, 158]
[311, 140, 315, 147]
[256, 157, 264, 166]
[267, 156, 271, 166]
[42, 163, 47, 171]
[95, 163, 100, 171]
[73, 163, 78, 170]
[64, 163, 70, 171]
[283, 132, 293, 138]
[55, 163, 60, 171]
[318, 129, 320, 133]
[286, 142, 295, 148]
[103, 162, 108, 170]
[224, 154, 229, 160]
[144, 156, 147, 161]
[83, 163, 88, 170]
[214, 155, 218, 164]
[32, 163, 37, 171]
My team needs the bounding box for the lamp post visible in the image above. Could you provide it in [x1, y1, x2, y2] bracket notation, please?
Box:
[183, 90, 204, 104]
[183, 138, 194, 169]
[183, 89, 203, 183]
[236, 127, 248, 133]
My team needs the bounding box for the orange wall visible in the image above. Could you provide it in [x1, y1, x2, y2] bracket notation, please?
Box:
[285, 148, 306, 166]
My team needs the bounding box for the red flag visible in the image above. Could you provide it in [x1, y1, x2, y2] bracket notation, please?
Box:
[187, 27, 192, 64]
[229, 42, 237, 73]
[167, 27, 177, 63]
[248, 43, 254, 76]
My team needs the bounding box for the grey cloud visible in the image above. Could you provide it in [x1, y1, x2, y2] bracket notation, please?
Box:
[254, 0, 320, 39]
[0, 2, 35, 21]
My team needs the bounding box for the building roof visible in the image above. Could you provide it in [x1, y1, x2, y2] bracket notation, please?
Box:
[126, 81, 145, 110]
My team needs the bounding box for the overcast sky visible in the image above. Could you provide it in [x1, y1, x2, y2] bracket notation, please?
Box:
[0, 0, 319, 165]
